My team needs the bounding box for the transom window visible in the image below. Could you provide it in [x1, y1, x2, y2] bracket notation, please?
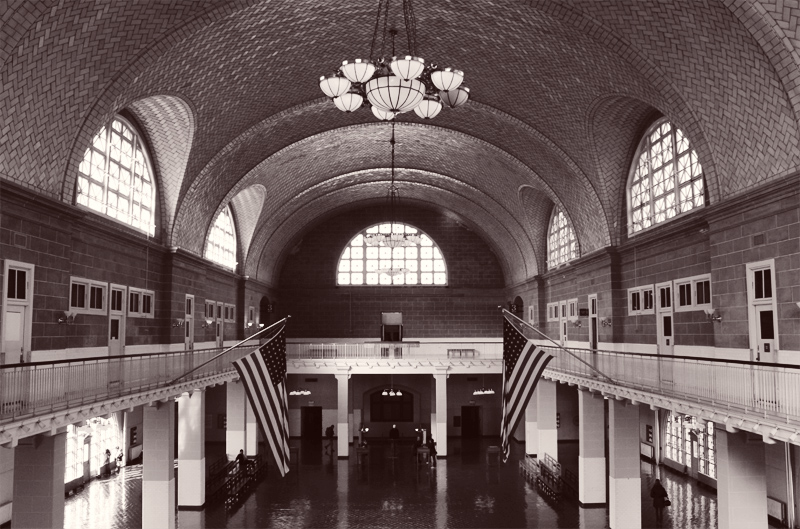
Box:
[628, 119, 705, 235]
[77, 116, 156, 235]
[547, 207, 578, 269]
[337, 223, 447, 286]
[205, 205, 237, 270]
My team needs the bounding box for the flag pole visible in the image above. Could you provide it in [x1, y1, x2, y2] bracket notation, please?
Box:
[500, 308, 615, 384]
[168, 316, 290, 385]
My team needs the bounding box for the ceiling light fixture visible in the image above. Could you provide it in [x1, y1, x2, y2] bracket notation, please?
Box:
[365, 123, 420, 278]
[319, 0, 469, 120]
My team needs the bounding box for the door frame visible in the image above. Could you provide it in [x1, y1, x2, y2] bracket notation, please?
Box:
[746, 259, 779, 362]
[185, 294, 195, 351]
[2, 260, 35, 364]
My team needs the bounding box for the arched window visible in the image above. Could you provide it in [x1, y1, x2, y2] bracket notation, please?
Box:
[627, 119, 705, 235]
[547, 207, 577, 269]
[337, 223, 447, 286]
[77, 116, 156, 235]
[205, 205, 237, 270]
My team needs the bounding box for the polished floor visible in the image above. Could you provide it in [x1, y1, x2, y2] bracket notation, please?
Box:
[59, 438, 725, 529]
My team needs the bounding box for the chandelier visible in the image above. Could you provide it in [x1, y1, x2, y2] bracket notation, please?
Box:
[318, 0, 469, 120]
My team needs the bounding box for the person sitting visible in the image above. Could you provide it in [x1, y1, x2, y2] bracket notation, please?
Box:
[426, 436, 437, 466]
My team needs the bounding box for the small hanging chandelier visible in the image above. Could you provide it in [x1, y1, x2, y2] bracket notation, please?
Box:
[319, 0, 469, 120]
[473, 374, 495, 396]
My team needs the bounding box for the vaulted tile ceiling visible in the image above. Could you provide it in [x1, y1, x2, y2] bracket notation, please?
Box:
[1, 1, 798, 286]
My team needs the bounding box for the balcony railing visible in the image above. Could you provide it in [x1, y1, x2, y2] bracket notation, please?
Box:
[0, 345, 254, 422]
[544, 346, 800, 423]
[286, 341, 504, 360]
[3, 341, 800, 429]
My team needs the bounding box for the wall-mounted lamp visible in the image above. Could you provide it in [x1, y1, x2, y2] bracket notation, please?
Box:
[600, 317, 612, 327]
[172, 318, 185, 328]
[572, 319, 582, 328]
[58, 310, 77, 324]
[258, 323, 265, 328]
[289, 389, 311, 396]
[201, 318, 214, 329]
[703, 308, 722, 322]
[796, 301, 800, 312]
[245, 321, 254, 329]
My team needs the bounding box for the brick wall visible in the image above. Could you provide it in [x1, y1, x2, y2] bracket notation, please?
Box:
[277, 204, 505, 338]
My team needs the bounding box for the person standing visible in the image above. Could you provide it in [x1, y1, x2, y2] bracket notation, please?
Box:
[650, 478, 669, 525]
[325, 425, 335, 455]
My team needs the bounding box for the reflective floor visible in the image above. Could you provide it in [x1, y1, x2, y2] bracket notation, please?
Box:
[60, 438, 725, 529]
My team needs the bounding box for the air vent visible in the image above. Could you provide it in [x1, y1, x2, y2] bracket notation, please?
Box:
[304, 378, 318, 383]
[466, 377, 478, 382]
[753, 233, 766, 246]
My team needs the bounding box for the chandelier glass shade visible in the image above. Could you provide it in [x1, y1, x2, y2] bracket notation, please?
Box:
[319, 0, 469, 120]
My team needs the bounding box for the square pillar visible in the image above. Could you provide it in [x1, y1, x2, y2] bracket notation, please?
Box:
[525, 392, 538, 457]
[717, 430, 768, 529]
[608, 399, 641, 529]
[434, 372, 448, 457]
[143, 401, 176, 529]
[579, 390, 606, 505]
[226, 381, 246, 456]
[12, 430, 66, 529]
[536, 379, 557, 460]
[335, 373, 350, 458]
[178, 390, 205, 508]
[245, 400, 258, 457]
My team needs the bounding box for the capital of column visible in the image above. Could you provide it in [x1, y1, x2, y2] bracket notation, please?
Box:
[335, 367, 351, 380]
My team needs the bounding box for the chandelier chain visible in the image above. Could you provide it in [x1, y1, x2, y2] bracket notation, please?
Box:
[403, 0, 417, 57]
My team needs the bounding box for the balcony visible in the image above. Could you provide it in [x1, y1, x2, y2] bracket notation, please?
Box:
[2, 340, 800, 446]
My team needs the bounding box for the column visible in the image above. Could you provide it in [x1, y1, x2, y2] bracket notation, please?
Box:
[434, 371, 448, 457]
[578, 390, 606, 505]
[178, 390, 205, 508]
[226, 380, 246, 456]
[245, 400, 258, 457]
[608, 399, 640, 529]
[525, 392, 538, 457]
[536, 379, 557, 460]
[717, 429, 767, 529]
[11, 430, 66, 529]
[143, 400, 176, 529]
[335, 373, 349, 458]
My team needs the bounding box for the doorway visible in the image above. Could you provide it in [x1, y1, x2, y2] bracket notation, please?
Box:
[300, 406, 322, 464]
[2, 261, 34, 364]
[461, 406, 481, 438]
[656, 281, 674, 386]
[301, 406, 323, 439]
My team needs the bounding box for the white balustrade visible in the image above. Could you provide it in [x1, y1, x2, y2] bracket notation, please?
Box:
[3, 342, 800, 429]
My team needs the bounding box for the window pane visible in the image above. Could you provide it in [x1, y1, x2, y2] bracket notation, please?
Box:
[336, 223, 447, 286]
[547, 208, 578, 269]
[760, 310, 775, 340]
[205, 206, 237, 270]
[629, 120, 705, 234]
[71, 283, 86, 308]
[77, 117, 154, 235]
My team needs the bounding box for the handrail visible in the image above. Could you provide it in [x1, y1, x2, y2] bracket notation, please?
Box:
[4, 339, 800, 431]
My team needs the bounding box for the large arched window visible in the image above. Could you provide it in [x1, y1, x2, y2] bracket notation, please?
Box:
[627, 119, 705, 235]
[205, 205, 237, 270]
[547, 207, 578, 269]
[337, 223, 447, 286]
[77, 116, 156, 235]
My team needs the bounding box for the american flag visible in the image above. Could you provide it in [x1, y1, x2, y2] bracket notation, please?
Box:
[233, 324, 290, 476]
[500, 316, 554, 462]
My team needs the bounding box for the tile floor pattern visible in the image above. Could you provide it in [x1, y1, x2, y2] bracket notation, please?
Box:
[58, 438, 730, 529]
